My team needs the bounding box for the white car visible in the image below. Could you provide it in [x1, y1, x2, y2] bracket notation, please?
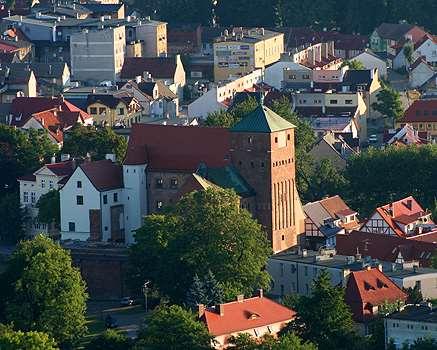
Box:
[120, 297, 134, 306]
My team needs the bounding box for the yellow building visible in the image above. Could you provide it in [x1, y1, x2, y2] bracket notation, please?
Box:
[130, 18, 167, 58]
[213, 28, 284, 82]
[87, 94, 142, 127]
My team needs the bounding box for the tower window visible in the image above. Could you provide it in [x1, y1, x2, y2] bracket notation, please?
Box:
[287, 134, 290, 140]
[275, 137, 278, 143]
[248, 136, 253, 144]
[282, 235, 285, 241]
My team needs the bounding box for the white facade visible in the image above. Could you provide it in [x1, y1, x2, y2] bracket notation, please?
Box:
[416, 38, 437, 66]
[352, 51, 388, 78]
[385, 311, 437, 349]
[188, 69, 263, 119]
[264, 60, 310, 89]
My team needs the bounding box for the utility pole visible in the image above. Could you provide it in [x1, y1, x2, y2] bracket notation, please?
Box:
[142, 280, 150, 312]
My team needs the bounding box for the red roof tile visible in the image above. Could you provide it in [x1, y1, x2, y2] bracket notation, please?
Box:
[120, 57, 177, 80]
[336, 230, 437, 266]
[201, 295, 295, 336]
[401, 99, 437, 123]
[345, 268, 407, 321]
[46, 160, 75, 176]
[124, 124, 231, 171]
[79, 159, 123, 192]
[17, 174, 36, 181]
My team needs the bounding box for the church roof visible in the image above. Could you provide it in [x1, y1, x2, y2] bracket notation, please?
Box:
[231, 104, 295, 133]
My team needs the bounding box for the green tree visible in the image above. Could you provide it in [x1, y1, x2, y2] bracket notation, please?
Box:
[228, 332, 317, 350]
[372, 86, 404, 124]
[405, 284, 423, 304]
[341, 60, 366, 70]
[36, 190, 60, 227]
[0, 192, 27, 243]
[0, 324, 59, 350]
[404, 43, 414, 66]
[203, 270, 224, 307]
[135, 304, 213, 350]
[186, 271, 224, 310]
[129, 188, 271, 303]
[205, 97, 258, 128]
[0, 235, 88, 348]
[0, 125, 58, 194]
[85, 329, 132, 350]
[283, 270, 357, 350]
[186, 274, 208, 310]
[62, 124, 127, 162]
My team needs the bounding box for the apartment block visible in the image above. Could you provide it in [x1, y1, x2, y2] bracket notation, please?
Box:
[129, 17, 167, 57]
[70, 26, 125, 83]
[213, 27, 284, 81]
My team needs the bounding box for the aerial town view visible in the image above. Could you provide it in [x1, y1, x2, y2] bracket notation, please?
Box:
[1, 0, 437, 349]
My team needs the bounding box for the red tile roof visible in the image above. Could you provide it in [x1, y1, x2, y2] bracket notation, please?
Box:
[201, 295, 295, 336]
[120, 57, 177, 80]
[124, 124, 231, 171]
[17, 174, 36, 181]
[345, 268, 407, 321]
[10, 97, 90, 127]
[79, 159, 123, 192]
[31, 110, 64, 143]
[46, 160, 75, 176]
[401, 99, 437, 123]
[336, 230, 437, 266]
[368, 196, 433, 238]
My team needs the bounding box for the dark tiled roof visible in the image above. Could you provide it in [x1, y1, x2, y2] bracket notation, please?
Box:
[124, 124, 231, 170]
[46, 160, 75, 176]
[231, 104, 295, 133]
[120, 57, 177, 80]
[342, 70, 373, 91]
[375, 23, 416, 40]
[401, 99, 437, 123]
[86, 94, 128, 109]
[80, 159, 123, 191]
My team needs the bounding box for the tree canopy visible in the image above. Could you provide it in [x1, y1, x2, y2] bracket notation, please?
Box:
[62, 124, 127, 162]
[0, 192, 27, 243]
[135, 305, 213, 350]
[36, 190, 60, 227]
[0, 235, 88, 348]
[85, 329, 132, 350]
[128, 188, 271, 303]
[0, 324, 59, 350]
[228, 333, 318, 350]
[372, 86, 404, 123]
[341, 60, 366, 70]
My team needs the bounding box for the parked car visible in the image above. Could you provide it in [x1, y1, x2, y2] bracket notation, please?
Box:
[120, 296, 134, 306]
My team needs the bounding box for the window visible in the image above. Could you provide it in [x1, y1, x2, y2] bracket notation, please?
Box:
[23, 191, 28, 203]
[90, 107, 97, 115]
[103, 195, 107, 204]
[113, 193, 118, 203]
[41, 179, 45, 188]
[76, 195, 83, 205]
[329, 99, 338, 104]
[250, 161, 254, 168]
[156, 201, 163, 210]
[345, 99, 353, 105]
[281, 234, 285, 240]
[31, 192, 36, 204]
[248, 136, 253, 144]
[170, 178, 178, 189]
[118, 107, 124, 115]
[275, 137, 278, 143]
[415, 280, 422, 290]
[156, 178, 163, 188]
[77, 181, 82, 188]
[49, 180, 53, 189]
[68, 222, 75, 232]
[99, 107, 106, 115]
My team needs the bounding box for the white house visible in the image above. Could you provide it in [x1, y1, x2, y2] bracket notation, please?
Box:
[187, 69, 263, 119]
[409, 58, 435, 88]
[264, 58, 310, 89]
[352, 50, 388, 78]
[60, 156, 148, 245]
[415, 35, 437, 67]
[18, 156, 75, 236]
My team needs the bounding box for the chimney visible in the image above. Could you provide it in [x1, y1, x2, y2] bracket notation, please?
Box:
[198, 304, 205, 318]
[237, 294, 244, 302]
[258, 289, 263, 298]
[377, 264, 383, 272]
[50, 155, 56, 164]
[61, 153, 70, 161]
[218, 304, 224, 316]
[105, 153, 116, 162]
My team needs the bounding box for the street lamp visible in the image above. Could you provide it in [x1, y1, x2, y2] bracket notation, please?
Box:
[142, 281, 150, 313]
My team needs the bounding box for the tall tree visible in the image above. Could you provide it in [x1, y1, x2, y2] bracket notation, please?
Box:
[283, 270, 357, 350]
[372, 86, 404, 125]
[0, 192, 27, 243]
[36, 190, 60, 228]
[0, 324, 59, 350]
[186, 271, 224, 310]
[85, 329, 132, 350]
[129, 188, 271, 303]
[0, 235, 88, 348]
[405, 284, 423, 304]
[135, 305, 213, 350]
[62, 124, 127, 162]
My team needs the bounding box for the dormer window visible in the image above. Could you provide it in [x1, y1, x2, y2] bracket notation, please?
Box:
[156, 178, 163, 188]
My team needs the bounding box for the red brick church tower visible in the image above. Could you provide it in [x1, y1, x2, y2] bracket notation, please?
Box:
[230, 102, 305, 253]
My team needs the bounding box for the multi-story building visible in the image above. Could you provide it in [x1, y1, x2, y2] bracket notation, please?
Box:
[18, 157, 76, 237]
[287, 41, 342, 70]
[60, 103, 306, 252]
[213, 27, 284, 81]
[70, 26, 125, 83]
[128, 17, 167, 57]
[397, 98, 437, 140]
[385, 305, 437, 349]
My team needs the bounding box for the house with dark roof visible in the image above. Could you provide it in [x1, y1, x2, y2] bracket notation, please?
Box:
[18, 157, 77, 237]
[0, 64, 37, 102]
[60, 102, 306, 252]
[198, 291, 295, 349]
[408, 57, 435, 88]
[345, 267, 407, 325]
[120, 54, 186, 99]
